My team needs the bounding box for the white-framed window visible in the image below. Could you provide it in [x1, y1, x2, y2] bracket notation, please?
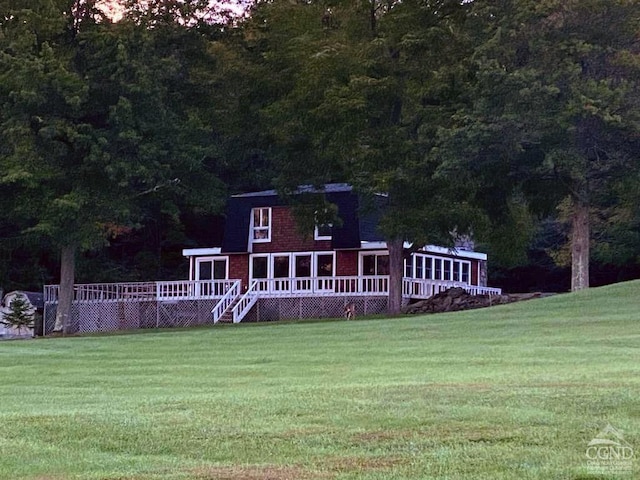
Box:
[313, 208, 333, 240]
[249, 252, 335, 293]
[294, 253, 312, 278]
[453, 261, 461, 282]
[360, 251, 390, 276]
[405, 257, 414, 278]
[407, 254, 471, 284]
[195, 257, 228, 280]
[251, 207, 271, 242]
[434, 258, 443, 279]
[250, 254, 269, 279]
[249, 252, 335, 280]
[314, 224, 332, 240]
[314, 252, 335, 291]
[444, 259, 451, 280]
[273, 254, 291, 278]
[195, 257, 228, 296]
[461, 262, 470, 283]
[315, 253, 335, 277]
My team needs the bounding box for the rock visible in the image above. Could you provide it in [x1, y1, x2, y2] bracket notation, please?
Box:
[402, 288, 553, 315]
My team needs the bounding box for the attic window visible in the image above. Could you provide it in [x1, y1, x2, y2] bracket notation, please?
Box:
[251, 207, 271, 242]
[314, 223, 332, 241]
[314, 208, 333, 240]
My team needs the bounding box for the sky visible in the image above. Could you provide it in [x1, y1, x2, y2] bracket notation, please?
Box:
[97, 0, 124, 21]
[98, 1, 250, 22]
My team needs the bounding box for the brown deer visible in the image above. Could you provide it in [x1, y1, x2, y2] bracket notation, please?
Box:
[344, 302, 355, 320]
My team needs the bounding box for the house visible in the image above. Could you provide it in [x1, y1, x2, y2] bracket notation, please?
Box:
[181, 184, 501, 323]
[41, 184, 501, 334]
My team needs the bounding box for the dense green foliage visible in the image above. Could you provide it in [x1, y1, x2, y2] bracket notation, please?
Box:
[1, 0, 639, 293]
[457, 0, 640, 290]
[1, 281, 639, 478]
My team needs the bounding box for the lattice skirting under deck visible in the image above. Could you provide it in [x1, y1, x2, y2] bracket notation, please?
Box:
[43, 299, 218, 335]
[246, 296, 388, 322]
[43, 296, 388, 334]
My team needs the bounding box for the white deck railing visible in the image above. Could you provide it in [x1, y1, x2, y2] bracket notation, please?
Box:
[460, 285, 503, 296]
[212, 280, 241, 323]
[232, 280, 260, 323]
[44, 277, 502, 305]
[156, 280, 235, 300]
[402, 278, 502, 299]
[44, 280, 234, 303]
[249, 275, 390, 297]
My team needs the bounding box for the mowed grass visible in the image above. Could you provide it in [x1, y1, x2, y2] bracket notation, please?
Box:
[1, 282, 639, 480]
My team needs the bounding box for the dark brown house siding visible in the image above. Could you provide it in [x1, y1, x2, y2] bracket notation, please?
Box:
[336, 251, 358, 276]
[252, 207, 332, 254]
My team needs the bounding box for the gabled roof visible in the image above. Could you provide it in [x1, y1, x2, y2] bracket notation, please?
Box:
[221, 184, 383, 253]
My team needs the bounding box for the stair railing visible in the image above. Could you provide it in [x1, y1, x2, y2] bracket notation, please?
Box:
[232, 280, 260, 323]
[211, 280, 241, 324]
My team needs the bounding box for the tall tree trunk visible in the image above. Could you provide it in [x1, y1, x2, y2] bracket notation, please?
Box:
[570, 195, 590, 291]
[369, 1, 377, 35]
[387, 237, 404, 315]
[53, 244, 76, 334]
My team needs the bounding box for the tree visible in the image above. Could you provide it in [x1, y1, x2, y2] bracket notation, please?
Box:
[458, 0, 640, 291]
[0, 293, 36, 336]
[0, 1, 226, 333]
[246, 0, 480, 313]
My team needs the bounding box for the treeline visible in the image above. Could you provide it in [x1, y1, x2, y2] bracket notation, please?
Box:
[1, 1, 639, 307]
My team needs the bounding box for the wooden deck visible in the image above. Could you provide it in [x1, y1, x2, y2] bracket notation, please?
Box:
[44, 277, 501, 304]
[42, 278, 502, 333]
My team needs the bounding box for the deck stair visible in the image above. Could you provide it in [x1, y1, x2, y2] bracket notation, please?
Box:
[216, 297, 242, 323]
[211, 280, 242, 324]
[229, 281, 261, 323]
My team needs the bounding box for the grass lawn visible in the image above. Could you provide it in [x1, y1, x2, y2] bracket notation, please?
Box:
[1, 281, 639, 479]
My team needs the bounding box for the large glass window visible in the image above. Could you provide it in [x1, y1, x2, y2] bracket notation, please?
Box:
[453, 261, 461, 281]
[273, 255, 290, 278]
[444, 259, 452, 281]
[434, 258, 443, 280]
[251, 207, 271, 242]
[198, 261, 212, 281]
[415, 256, 423, 279]
[251, 256, 268, 279]
[250, 252, 334, 280]
[461, 263, 470, 283]
[405, 257, 414, 278]
[361, 253, 389, 276]
[294, 254, 312, 291]
[376, 255, 389, 275]
[196, 258, 227, 280]
[295, 254, 312, 277]
[409, 254, 471, 283]
[425, 257, 433, 279]
[195, 257, 227, 296]
[363, 255, 376, 276]
[316, 254, 334, 277]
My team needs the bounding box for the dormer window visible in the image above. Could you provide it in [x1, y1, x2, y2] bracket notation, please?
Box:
[251, 207, 271, 242]
[314, 223, 332, 240]
[314, 208, 333, 240]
